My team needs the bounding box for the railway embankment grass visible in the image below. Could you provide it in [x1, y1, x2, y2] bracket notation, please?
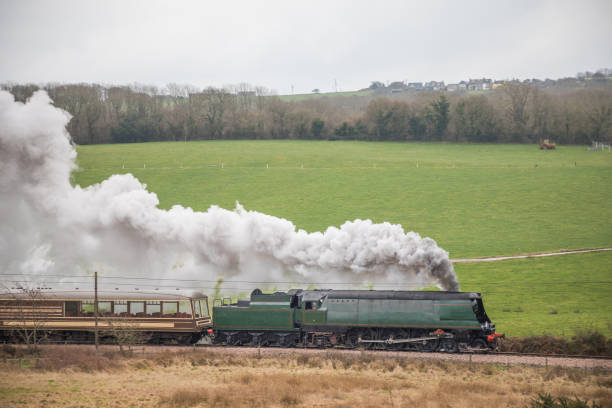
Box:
[0, 346, 610, 407]
[73, 141, 612, 338]
[457, 251, 612, 337]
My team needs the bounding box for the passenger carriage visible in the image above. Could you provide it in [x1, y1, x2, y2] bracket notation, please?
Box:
[0, 291, 212, 344]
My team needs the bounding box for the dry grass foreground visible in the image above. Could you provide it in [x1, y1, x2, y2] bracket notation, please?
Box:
[0, 346, 610, 407]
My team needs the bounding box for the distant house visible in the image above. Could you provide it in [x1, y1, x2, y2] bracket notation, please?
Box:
[424, 81, 445, 91]
[388, 81, 406, 89]
[467, 78, 492, 91]
[388, 81, 406, 93]
[446, 83, 460, 92]
[492, 80, 505, 89]
[407, 82, 423, 90]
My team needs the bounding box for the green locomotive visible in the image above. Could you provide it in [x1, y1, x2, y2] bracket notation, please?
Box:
[212, 289, 501, 352]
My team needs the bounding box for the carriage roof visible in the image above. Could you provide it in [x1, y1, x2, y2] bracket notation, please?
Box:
[0, 290, 207, 302]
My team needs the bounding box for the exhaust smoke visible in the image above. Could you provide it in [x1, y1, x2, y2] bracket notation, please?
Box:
[0, 90, 460, 292]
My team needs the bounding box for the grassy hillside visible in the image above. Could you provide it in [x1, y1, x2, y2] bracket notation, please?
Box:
[74, 141, 612, 337]
[74, 140, 612, 258]
[457, 251, 612, 337]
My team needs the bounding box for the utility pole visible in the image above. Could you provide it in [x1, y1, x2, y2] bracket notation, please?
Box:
[94, 271, 99, 350]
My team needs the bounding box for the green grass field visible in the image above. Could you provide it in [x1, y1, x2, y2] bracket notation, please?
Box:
[74, 140, 612, 337]
[457, 252, 611, 337]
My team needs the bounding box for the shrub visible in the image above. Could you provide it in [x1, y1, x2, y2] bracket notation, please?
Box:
[159, 388, 208, 408]
[499, 330, 612, 356]
[280, 394, 300, 406]
[527, 393, 602, 408]
[34, 347, 122, 372]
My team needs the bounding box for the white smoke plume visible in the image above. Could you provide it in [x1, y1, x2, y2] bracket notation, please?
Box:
[0, 91, 460, 292]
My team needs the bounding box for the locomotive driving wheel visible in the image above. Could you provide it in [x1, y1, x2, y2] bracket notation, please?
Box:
[417, 339, 439, 352]
[440, 339, 458, 353]
[363, 328, 384, 350]
[345, 331, 360, 349]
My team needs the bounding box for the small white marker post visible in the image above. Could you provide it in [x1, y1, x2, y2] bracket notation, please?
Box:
[122, 163, 125, 169]
[143, 163, 146, 169]
[416, 162, 419, 168]
[266, 163, 269, 169]
[222, 163, 224, 169]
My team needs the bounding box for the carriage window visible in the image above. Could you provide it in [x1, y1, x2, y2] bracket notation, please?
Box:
[114, 301, 128, 316]
[81, 301, 94, 316]
[97, 301, 112, 316]
[65, 301, 79, 317]
[193, 300, 201, 318]
[129, 302, 144, 317]
[146, 301, 161, 317]
[178, 301, 192, 318]
[305, 302, 313, 310]
[162, 302, 178, 317]
[199, 300, 209, 318]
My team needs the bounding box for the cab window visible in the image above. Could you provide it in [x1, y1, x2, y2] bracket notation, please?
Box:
[199, 299, 209, 318]
[193, 300, 202, 318]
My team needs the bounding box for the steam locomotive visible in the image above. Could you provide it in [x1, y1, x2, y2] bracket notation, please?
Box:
[211, 289, 501, 352]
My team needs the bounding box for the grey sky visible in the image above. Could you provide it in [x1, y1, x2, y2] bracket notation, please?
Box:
[0, 0, 610, 94]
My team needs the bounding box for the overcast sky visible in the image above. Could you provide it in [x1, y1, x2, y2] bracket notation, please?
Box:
[1, 0, 611, 94]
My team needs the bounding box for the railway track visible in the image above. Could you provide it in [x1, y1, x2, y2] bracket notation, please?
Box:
[8, 342, 611, 369]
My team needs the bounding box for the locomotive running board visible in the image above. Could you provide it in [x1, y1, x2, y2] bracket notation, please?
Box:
[358, 334, 453, 345]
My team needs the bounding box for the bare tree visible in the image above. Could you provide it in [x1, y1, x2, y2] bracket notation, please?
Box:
[503, 81, 532, 142]
[101, 319, 148, 354]
[3, 287, 49, 352]
[584, 90, 612, 142]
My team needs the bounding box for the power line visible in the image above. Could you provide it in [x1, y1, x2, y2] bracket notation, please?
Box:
[1, 273, 611, 286]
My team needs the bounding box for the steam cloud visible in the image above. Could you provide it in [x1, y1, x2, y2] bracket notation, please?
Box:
[0, 91, 460, 292]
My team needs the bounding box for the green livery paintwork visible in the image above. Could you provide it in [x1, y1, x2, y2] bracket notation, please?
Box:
[214, 292, 482, 332]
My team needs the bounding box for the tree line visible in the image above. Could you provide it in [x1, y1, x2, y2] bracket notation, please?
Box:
[2, 81, 611, 145]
